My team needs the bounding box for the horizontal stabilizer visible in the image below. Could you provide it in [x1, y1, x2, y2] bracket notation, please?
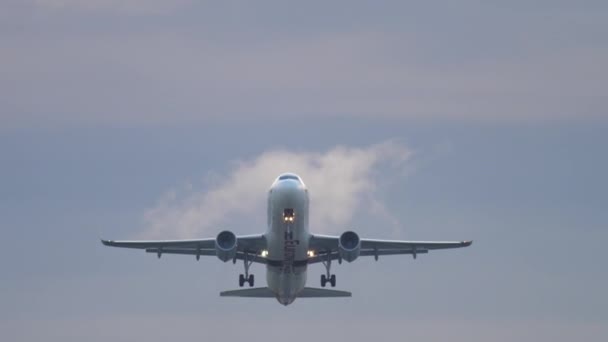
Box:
[220, 287, 275, 297]
[219, 287, 351, 298]
[298, 287, 351, 297]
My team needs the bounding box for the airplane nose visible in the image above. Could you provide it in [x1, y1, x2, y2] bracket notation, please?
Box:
[272, 181, 303, 195]
[271, 180, 306, 204]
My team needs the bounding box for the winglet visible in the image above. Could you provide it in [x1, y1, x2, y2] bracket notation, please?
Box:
[462, 240, 473, 247]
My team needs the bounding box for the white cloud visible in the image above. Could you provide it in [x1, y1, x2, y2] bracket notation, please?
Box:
[142, 141, 410, 239]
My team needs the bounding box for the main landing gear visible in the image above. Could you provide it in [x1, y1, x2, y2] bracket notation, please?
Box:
[239, 251, 255, 287]
[239, 274, 254, 287]
[320, 253, 336, 287]
[321, 274, 336, 288]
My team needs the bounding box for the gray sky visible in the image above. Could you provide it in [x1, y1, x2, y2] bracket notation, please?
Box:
[1, 1, 607, 341]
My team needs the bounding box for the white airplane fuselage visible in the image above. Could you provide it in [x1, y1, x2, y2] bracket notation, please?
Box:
[265, 176, 310, 305]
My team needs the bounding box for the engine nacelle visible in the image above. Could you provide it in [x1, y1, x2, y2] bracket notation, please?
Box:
[338, 231, 361, 263]
[215, 230, 237, 262]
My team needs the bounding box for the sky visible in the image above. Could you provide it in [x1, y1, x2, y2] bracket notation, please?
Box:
[1, 1, 607, 341]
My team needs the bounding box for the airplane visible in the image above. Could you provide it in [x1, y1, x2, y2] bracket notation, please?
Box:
[102, 172, 472, 305]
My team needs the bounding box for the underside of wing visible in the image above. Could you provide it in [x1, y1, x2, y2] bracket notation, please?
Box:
[101, 238, 216, 249]
[101, 234, 267, 262]
[308, 234, 471, 262]
[360, 239, 472, 250]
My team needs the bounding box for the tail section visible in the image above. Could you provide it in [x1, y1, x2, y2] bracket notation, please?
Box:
[298, 287, 351, 297]
[220, 287, 351, 298]
[220, 287, 275, 297]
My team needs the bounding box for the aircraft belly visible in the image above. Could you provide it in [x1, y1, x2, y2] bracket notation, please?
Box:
[265, 185, 309, 305]
[265, 231, 309, 304]
[267, 265, 307, 305]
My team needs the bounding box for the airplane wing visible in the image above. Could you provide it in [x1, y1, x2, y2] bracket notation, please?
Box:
[101, 234, 267, 262]
[308, 234, 471, 263]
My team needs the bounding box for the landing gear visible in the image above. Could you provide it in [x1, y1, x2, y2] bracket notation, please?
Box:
[239, 252, 255, 287]
[320, 274, 336, 287]
[239, 274, 254, 287]
[320, 253, 336, 287]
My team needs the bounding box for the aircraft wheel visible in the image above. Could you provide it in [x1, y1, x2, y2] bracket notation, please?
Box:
[321, 274, 327, 287]
[330, 274, 336, 287]
[239, 274, 245, 287]
[248, 274, 255, 287]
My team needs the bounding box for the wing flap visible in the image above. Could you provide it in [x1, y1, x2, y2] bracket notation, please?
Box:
[144, 248, 268, 264]
[307, 249, 429, 264]
[145, 248, 217, 257]
[101, 238, 216, 249]
[361, 239, 472, 250]
[359, 249, 428, 256]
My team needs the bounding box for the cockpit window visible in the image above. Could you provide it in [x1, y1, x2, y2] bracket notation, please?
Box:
[278, 175, 299, 181]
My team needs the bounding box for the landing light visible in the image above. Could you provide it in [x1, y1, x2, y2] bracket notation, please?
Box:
[307, 250, 315, 257]
[261, 250, 269, 257]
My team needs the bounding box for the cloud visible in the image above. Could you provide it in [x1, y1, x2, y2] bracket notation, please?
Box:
[142, 141, 410, 239]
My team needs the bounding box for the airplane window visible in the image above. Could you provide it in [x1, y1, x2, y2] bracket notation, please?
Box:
[278, 175, 299, 181]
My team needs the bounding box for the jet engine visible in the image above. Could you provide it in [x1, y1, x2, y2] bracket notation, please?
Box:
[215, 230, 237, 262]
[338, 231, 361, 262]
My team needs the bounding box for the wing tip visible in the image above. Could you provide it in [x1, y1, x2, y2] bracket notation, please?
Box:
[462, 240, 473, 246]
[100, 239, 114, 246]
